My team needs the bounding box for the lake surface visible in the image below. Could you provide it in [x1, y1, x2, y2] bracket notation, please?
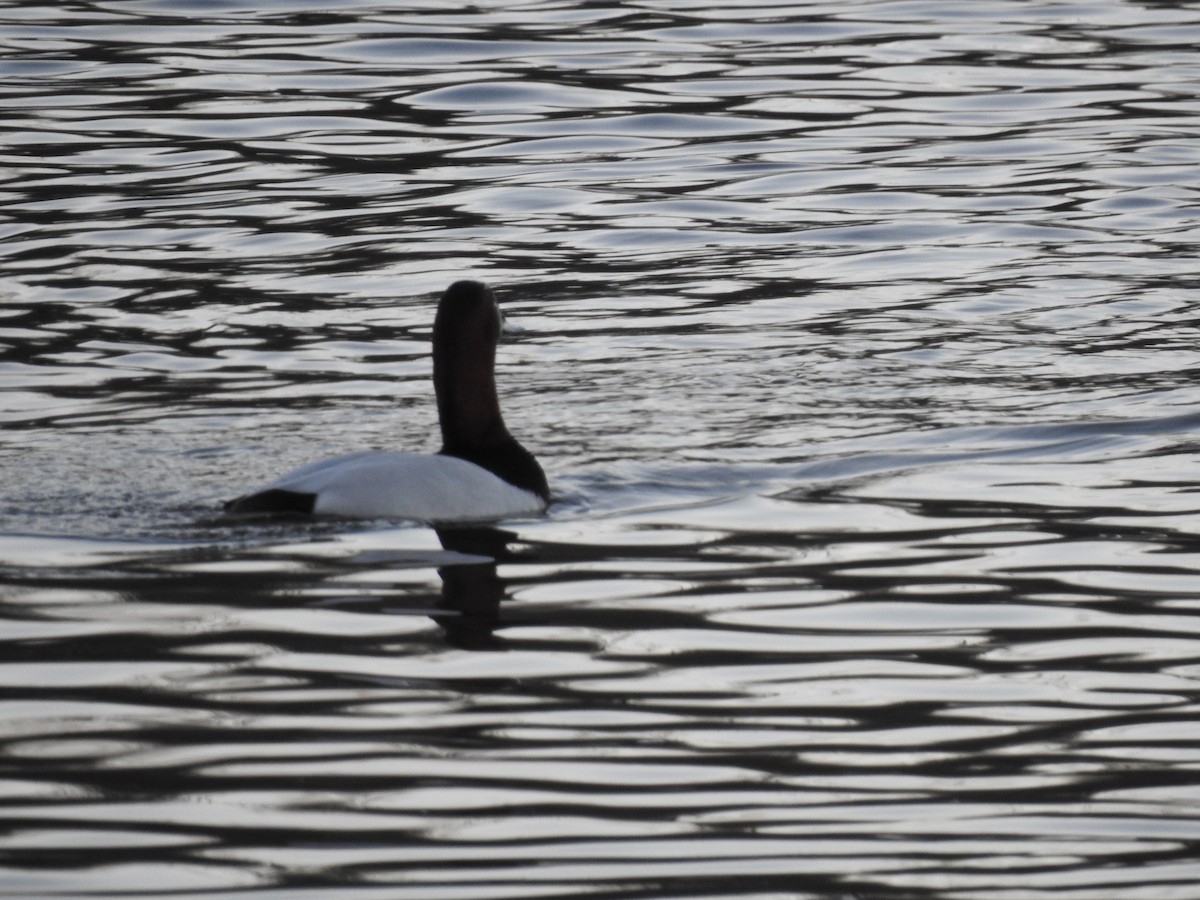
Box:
[4, 1, 1200, 897]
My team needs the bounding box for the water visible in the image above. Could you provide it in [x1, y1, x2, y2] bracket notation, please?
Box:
[3, 0, 1200, 897]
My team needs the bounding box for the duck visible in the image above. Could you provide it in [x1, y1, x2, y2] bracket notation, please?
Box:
[224, 280, 549, 521]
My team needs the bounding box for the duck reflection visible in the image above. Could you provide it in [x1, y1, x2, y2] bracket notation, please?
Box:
[184, 517, 531, 649]
[433, 526, 520, 649]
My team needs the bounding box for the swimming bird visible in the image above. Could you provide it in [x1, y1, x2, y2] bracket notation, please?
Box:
[224, 280, 549, 521]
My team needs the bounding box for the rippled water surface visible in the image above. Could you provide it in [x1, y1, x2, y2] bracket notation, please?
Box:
[5, 1, 1200, 897]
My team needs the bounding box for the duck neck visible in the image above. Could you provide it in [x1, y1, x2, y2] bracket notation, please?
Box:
[434, 329, 511, 454]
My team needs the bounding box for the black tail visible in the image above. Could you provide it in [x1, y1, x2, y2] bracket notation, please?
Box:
[224, 488, 317, 516]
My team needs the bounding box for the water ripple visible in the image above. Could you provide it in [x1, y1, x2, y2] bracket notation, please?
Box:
[4, 1, 1200, 898]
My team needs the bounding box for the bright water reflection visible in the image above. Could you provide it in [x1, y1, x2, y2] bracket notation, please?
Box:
[4, 0, 1200, 897]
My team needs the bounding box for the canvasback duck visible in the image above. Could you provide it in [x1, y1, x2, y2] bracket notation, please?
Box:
[224, 280, 549, 521]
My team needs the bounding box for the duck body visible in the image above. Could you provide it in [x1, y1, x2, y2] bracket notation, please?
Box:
[224, 280, 549, 522]
[231, 450, 546, 521]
